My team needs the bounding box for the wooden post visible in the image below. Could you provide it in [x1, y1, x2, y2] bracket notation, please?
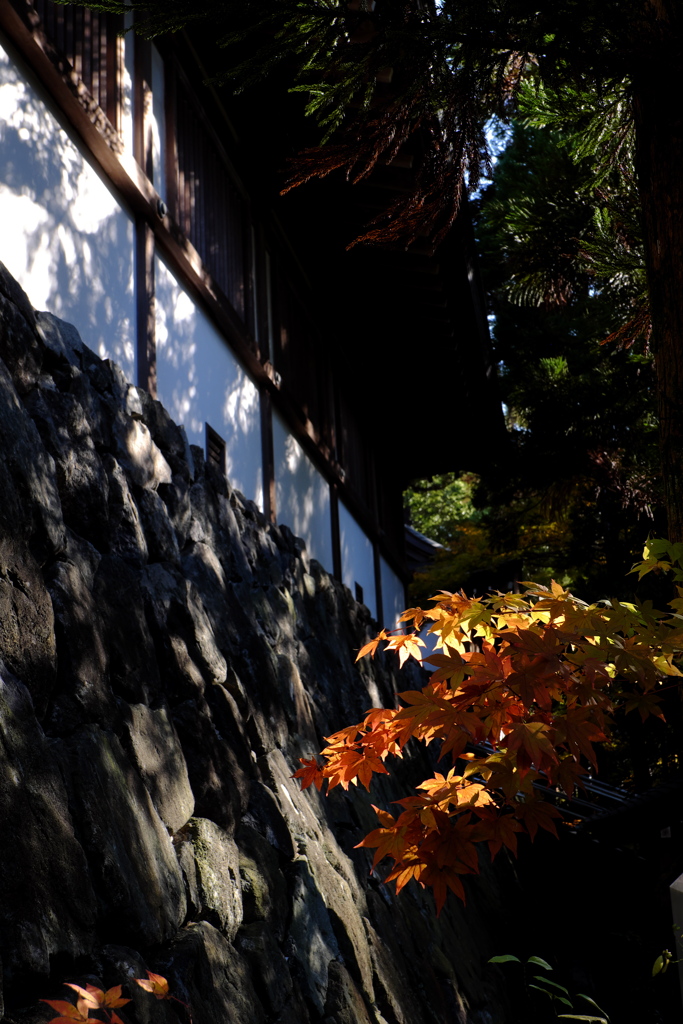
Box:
[135, 220, 156, 396]
[260, 388, 276, 523]
[133, 33, 153, 179]
[373, 541, 384, 628]
[330, 482, 342, 582]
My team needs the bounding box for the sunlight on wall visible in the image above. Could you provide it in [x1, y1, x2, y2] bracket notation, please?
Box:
[155, 255, 263, 508]
[272, 411, 333, 572]
[0, 38, 135, 380]
[338, 501, 376, 620]
[380, 555, 406, 632]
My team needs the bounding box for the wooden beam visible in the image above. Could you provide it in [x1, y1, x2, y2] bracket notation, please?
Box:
[259, 388, 276, 524]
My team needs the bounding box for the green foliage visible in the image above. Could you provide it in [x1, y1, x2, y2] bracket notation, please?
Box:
[489, 955, 611, 1022]
[58, 0, 667, 248]
[403, 80, 661, 605]
[405, 472, 482, 545]
[471, 105, 661, 602]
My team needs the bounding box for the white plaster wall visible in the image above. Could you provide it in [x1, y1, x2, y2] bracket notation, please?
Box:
[339, 501, 377, 621]
[380, 555, 406, 632]
[156, 255, 263, 508]
[273, 411, 333, 571]
[0, 38, 136, 380]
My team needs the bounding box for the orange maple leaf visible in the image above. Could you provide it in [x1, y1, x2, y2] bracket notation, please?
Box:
[291, 757, 325, 791]
[548, 756, 589, 797]
[471, 810, 524, 860]
[423, 650, 467, 684]
[501, 720, 559, 774]
[324, 747, 390, 790]
[398, 607, 426, 629]
[356, 821, 408, 868]
[384, 632, 426, 667]
[65, 984, 130, 1010]
[135, 972, 170, 999]
[40, 1000, 99, 1024]
[419, 863, 467, 914]
[553, 707, 606, 769]
[384, 861, 424, 896]
[625, 689, 666, 722]
[514, 797, 562, 840]
[355, 630, 388, 662]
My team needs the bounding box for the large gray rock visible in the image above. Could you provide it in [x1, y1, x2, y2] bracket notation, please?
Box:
[104, 455, 149, 564]
[0, 539, 56, 717]
[0, 263, 41, 392]
[141, 563, 227, 690]
[61, 725, 187, 946]
[287, 858, 340, 1014]
[235, 921, 293, 1015]
[92, 554, 162, 706]
[236, 824, 290, 941]
[187, 818, 243, 941]
[123, 703, 194, 833]
[171, 697, 249, 833]
[162, 922, 266, 1024]
[23, 384, 110, 546]
[263, 749, 376, 1003]
[113, 417, 173, 491]
[0, 357, 65, 562]
[0, 664, 96, 984]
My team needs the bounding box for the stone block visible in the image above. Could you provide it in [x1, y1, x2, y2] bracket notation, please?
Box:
[287, 858, 340, 1014]
[235, 921, 293, 1014]
[0, 356, 65, 562]
[163, 921, 265, 1024]
[187, 818, 243, 941]
[171, 698, 248, 833]
[62, 725, 187, 946]
[0, 262, 41, 392]
[34, 310, 84, 366]
[0, 664, 96, 985]
[104, 455, 149, 564]
[114, 417, 173, 490]
[236, 823, 290, 941]
[137, 488, 181, 565]
[123, 703, 194, 833]
[0, 538, 56, 717]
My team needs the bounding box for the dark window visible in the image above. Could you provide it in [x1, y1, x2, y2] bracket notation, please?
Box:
[31, 0, 123, 132]
[206, 423, 226, 473]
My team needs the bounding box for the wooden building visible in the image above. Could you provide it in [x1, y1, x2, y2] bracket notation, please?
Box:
[0, 0, 503, 624]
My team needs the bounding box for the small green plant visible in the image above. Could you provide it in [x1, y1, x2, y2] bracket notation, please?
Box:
[651, 925, 683, 977]
[488, 955, 611, 1022]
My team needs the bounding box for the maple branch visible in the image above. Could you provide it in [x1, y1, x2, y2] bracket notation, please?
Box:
[294, 541, 683, 912]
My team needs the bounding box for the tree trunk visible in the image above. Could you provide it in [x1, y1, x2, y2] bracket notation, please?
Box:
[632, 2, 683, 542]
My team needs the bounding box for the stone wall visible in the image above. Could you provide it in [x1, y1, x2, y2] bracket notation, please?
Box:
[0, 263, 509, 1024]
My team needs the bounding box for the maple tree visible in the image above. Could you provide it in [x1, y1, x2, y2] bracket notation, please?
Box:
[294, 539, 683, 913]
